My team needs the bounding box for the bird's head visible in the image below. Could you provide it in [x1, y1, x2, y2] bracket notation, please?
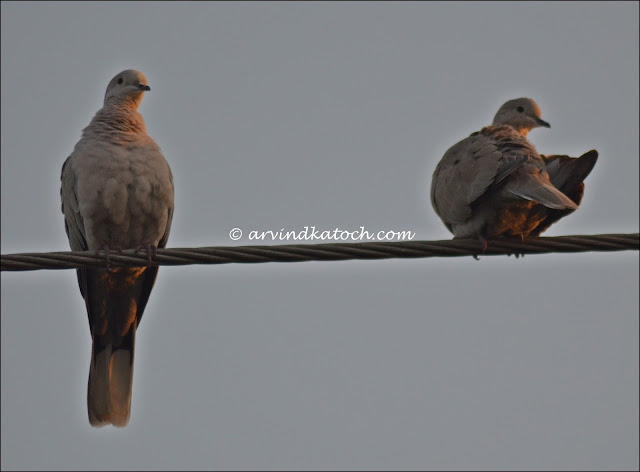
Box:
[103, 69, 150, 108]
[492, 98, 550, 136]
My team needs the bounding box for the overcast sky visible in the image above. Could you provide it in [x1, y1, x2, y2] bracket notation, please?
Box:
[1, 2, 638, 470]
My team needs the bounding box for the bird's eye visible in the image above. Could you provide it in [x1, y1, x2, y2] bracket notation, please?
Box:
[516, 106, 524, 113]
[117, 77, 123, 85]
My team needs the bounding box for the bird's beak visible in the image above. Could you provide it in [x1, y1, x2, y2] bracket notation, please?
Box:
[535, 117, 550, 128]
[136, 84, 151, 91]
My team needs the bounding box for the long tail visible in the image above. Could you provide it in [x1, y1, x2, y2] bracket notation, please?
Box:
[543, 150, 598, 200]
[529, 150, 599, 236]
[88, 325, 136, 427]
[78, 265, 158, 427]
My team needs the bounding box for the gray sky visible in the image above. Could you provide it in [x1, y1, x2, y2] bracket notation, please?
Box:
[1, 2, 638, 470]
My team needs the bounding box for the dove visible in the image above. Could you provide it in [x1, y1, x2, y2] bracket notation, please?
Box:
[430, 98, 597, 240]
[60, 70, 174, 427]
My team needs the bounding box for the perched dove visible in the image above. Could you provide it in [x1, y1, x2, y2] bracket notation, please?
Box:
[60, 70, 174, 427]
[430, 98, 597, 240]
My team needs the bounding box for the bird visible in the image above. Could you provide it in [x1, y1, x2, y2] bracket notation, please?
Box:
[430, 98, 597, 241]
[60, 70, 174, 427]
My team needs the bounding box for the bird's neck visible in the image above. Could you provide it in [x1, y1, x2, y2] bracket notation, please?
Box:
[492, 124, 530, 137]
[84, 105, 147, 143]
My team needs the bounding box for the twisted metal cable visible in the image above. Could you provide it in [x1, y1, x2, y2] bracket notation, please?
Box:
[1, 233, 637, 272]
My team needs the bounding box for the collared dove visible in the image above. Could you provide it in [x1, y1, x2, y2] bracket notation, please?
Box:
[60, 70, 174, 427]
[430, 98, 597, 240]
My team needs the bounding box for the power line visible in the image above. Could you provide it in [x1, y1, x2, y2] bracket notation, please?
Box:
[1, 233, 637, 272]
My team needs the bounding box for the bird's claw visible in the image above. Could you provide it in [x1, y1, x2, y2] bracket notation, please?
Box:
[506, 234, 526, 259]
[96, 245, 123, 270]
[473, 240, 489, 260]
[134, 244, 157, 266]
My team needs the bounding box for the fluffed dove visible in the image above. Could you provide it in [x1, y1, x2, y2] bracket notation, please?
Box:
[430, 98, 597, 240]
[60, 70, 174, 427]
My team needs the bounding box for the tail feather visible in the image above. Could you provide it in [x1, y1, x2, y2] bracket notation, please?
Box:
[528, 150, 598, 236]
[88, 326, 136, 428]
[508, 176, 579, 210]
[81, 266, 158, 427]
[88, 343, 110, 427]
[543, 150, 598, 194]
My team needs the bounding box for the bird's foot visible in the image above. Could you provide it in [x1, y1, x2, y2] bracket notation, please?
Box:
[134, 243, 157, 266]
[506, 234, 526, 259]
[515, 234, 525, 259]
[95, 245, 123, 270]
[472, 239, 488, 261]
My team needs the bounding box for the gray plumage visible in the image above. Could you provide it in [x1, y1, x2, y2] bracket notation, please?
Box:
[430, 98, 597, 240]
[60, 70, 174, 427]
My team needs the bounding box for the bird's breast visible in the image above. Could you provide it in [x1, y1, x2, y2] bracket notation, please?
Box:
[77, 144, 173, 249]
